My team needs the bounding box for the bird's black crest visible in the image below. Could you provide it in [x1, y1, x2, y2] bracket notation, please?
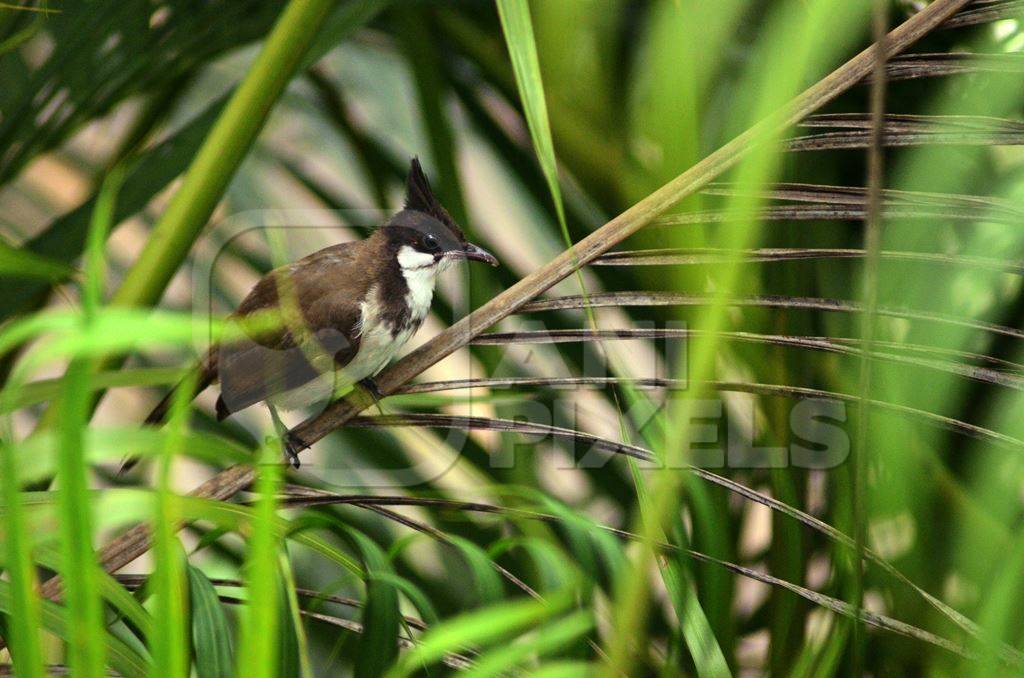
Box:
[403, 157, 464, 239]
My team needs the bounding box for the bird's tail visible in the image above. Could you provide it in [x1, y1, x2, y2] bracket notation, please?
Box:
[118, 358, 216, 474]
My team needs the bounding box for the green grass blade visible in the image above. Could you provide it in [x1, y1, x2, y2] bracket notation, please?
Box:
[495, 0, 567, 236]
[56, 366, 106, 678]
[34, 546, 153, 643]
[54, 168, 125, 677]
[150, 370, 196, 678]
[373, 572, 440, 627]
[0, 240, 74, 281]
[0, 377, 45, 676]
[529, 662, 593, 678]
[278, 550, 312, 678]
[343, 528, 400, 677]
[235, 442, 282, 678]
[387, 591, 573, 678]
[445, 535, 506, 606]
[188, 565, 235, 678]
[2, 367, 184, 414]
[468, 610, 594, 677]
[0, 581, 151, 678]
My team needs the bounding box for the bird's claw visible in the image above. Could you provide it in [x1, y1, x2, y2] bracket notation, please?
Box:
[358, 377, 386, 414]
[358, 377, 384, 401]
[282, 431, 307, 469]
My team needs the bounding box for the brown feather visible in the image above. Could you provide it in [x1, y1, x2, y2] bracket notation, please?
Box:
[214, 236, 386, 418]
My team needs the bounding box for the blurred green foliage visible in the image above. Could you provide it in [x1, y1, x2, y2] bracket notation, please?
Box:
[1, 0, 1024, 675]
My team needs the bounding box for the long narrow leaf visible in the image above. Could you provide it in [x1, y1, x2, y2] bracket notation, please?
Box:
[187, 566, 234, 678]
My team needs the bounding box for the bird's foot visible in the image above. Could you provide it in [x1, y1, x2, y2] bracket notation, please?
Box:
[282, 430, 308, 469]
[358, 377, 384, 400]
[358, 377, 386, 414]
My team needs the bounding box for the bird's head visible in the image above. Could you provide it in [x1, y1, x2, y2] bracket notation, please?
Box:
[381, 158, 498, 272]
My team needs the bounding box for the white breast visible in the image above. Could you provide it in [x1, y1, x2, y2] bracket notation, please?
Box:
[345, 284, 407, 383]
[271, 248, 441, 409]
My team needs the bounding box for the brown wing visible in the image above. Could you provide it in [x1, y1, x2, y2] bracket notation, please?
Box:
[214, 242, 370, 419]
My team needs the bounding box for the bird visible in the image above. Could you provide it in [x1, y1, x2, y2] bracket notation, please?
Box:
[123, 158, 497, 471]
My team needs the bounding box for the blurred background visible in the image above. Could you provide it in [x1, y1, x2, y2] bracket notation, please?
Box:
[2, 0, 1024, 675]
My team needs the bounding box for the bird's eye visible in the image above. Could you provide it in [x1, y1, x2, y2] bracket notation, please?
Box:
[422, 234, 440, 251]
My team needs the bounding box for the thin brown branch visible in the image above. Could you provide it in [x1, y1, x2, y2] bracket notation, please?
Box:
[592, 247, 1024, 275]
[469, 327, 1024, 389]
[518, 292, 1024, 342]
[871, 52, 1024, 81]
[940, 0, 1024, 29]
[788, 114, 1024, 151]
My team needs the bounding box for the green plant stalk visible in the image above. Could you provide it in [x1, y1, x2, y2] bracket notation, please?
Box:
[150, 372, 196, 678]
[852, 0, 890, 671]
[111, 0, 336, 309]
[279, 550, 314, 678]
[236, 442, 283, 678]
[0, 379, 44, 677]
[57, 367, 107, 677]
[55, 168, 127, 677]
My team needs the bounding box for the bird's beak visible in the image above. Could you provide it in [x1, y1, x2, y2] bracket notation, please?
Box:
[460, 242, 499, 266]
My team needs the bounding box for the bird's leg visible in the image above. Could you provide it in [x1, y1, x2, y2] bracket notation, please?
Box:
[358, 377, 386, 415]
[266, 402, 302, 468]
[282, 430, 308, 469]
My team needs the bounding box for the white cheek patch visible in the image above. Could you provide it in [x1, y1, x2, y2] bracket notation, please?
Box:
[396, 245, 438, 323]
[397, 245, 436, 271]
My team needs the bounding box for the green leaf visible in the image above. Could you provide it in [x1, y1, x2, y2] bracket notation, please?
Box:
[7, 427, 249, 484]
[1, 103, 224, 323]
[54, 170, 124, 678]
[0, 379, 45, 677]
[236, 443, 283, 678]
[343, 528, 401, 678]
[533, 495, 627, 591]
[445, 535, 506, 606]
[0, 0, 287, 185]
[150, 368, 195, 678]
[488, 536, 576, 593]
[277, 550, 312, 678]
[387, 591, 573, 678]
[0, 239, 75, 281]
[2, 367, 184, 414]
[373, 572, 440, 627]
[105, 0, 340, 311]
[0, 580, 151, 678]
[495, 0, 568, 238]
[187, 566, 234, 678]
[33, 546, 153, 643]
[0, 0, 391, 327]
[469, 610, 594, 677]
